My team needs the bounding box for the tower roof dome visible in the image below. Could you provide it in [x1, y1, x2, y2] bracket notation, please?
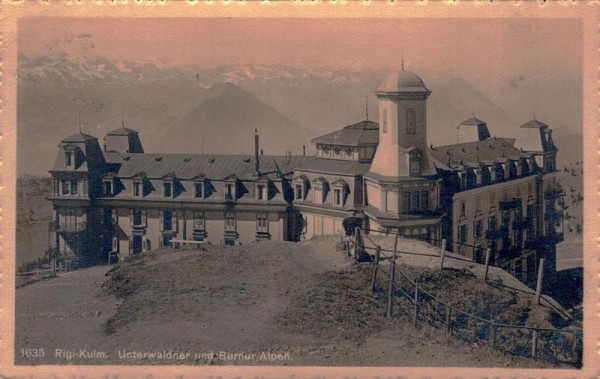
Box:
[377, 70, 430, 93]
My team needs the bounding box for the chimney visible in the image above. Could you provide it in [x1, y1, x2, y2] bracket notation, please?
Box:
[303, 145, 306, 156]
[254, 129, 260, 175]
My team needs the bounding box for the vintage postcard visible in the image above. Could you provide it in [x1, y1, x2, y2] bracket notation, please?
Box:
[0, 1, 598, 378]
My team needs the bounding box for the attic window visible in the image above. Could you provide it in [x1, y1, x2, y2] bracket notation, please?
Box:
[184, 157, 191, 163]
[209, 158, 216, 164]
[155, 156, 163, 162]
[122, 156, 131, 161]
[243, 158, 251, 164]
[65, 151, 73, 167]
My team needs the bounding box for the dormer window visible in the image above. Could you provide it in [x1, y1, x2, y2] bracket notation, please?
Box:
[295, 184, 303, 200]
[293, 175, 309, 201]
[331, 179, 348, 207]
[333, 188, 342, 206]
[225, 183, 235, 201]
[133, 180, 142, 197]
[163, 181, 173, 198]
[257, 183, 266, 200]
[194, 181, 204, 199]
[103, 180, 113, 196]
[65, 151, 73, 167]
[407, 149, 422, 177]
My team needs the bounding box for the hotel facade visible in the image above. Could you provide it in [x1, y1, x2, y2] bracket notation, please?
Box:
[47, 69, 564, 284]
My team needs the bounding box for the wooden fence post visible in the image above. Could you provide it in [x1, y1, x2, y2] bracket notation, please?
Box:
[445, 306, 452, 336]
[531, 330, 539, 358]
[387, 232, 399, 318]
[413, 282, 419, 326]
[353, 227, 361, 262]
[484, 248, 491, 282]
[439, 238, 447, 270]
[535, 258, 545, 305]
[370, 245, 381, 292]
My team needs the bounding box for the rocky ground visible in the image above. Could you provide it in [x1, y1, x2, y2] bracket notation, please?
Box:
[15, 236, 576, 368]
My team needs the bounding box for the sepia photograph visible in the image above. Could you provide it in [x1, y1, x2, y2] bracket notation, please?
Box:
[1, 4, 597, 377]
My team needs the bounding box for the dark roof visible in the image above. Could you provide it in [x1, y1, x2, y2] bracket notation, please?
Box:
[106, 127, 139, 136]
[459, 117, 487, 126]
[61, 132, 98, 143]
[520, 119, 548, 129]
[295, 157, 371, 176]
[430, 138, 520, 168]
[104, 152, 312, 180]
[311, 120, 379, 147]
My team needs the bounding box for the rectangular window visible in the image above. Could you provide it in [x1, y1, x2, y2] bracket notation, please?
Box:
[334, 188, 342, 206]
[163, 210, 173, 231]
[403, 192, 411, 212]
[133, 209, 143, 226]
[474, 220, 483, 238]
[257, 184, 265, 200]
[103, 181, 113, 196]
[295, 184, 303, 200]
[65, 152, 72, 167]
[420, 191, 429, 211]
[133, 181, 141, 197]
[459, 224, 468, 243]
[411, 192, 420, 212]
[460, 200, 466, 216]
[194, 182, 204, 198]
[225, 213, 236, 231]
[257, 213, 268, 232]
[62, 179, 70, 195]
[225, 183, 234, 201]
[488, 215, 497, 231]
[71, 180, 78, 195]
[163, 182, 172, 198]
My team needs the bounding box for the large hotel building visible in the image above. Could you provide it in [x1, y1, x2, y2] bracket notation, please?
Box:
[47, 69, 564, 284]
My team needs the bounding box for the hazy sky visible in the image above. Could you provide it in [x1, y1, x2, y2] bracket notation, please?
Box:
[19, 17, 581, 83]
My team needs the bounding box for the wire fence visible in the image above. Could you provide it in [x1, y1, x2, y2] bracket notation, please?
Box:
[356, 231, 583, 367]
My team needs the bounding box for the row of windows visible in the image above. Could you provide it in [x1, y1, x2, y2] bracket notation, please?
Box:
[104, 179, 264, 201]
[295, 183, 347, 206]
[130, 209, 269, 234]
[61, 179, 79, 195]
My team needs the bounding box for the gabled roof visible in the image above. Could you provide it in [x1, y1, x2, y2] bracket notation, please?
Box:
[331, 178, 349, 187]
[311, 120, 379, 147]
[311, 176, 328, 184]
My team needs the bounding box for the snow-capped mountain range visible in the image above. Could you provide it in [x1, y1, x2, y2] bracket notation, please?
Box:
[17, 53, 581, 175]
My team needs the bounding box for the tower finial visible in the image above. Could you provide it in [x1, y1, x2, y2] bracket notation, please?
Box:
[401, 47, 404, 71]
[365, 93, 369, 121]
[122, 109, 125, 127]
[78, 112, 82, 134]
[533, 112, 536, 121]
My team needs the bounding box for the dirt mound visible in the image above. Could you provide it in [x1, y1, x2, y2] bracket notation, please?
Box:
[276, 266, 389, 342]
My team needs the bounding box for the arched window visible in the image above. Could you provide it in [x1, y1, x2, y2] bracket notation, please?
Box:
[382, 109, 387, 134]
[406, 108, 416, 134]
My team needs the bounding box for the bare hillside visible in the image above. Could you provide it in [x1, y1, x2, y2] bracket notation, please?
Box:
[15, 237, 572, 367]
